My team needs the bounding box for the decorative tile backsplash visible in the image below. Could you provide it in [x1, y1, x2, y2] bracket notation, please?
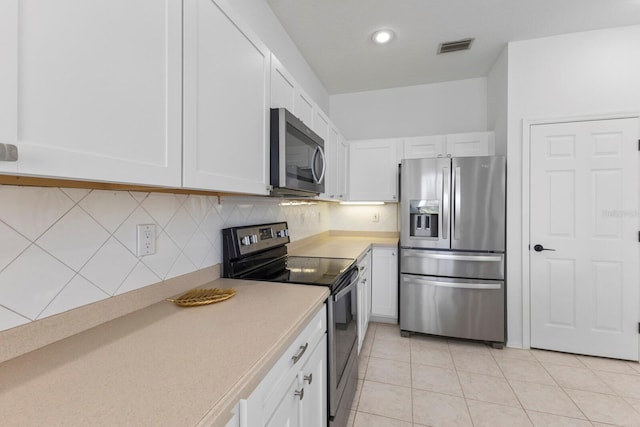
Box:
[0, 186, 330, 332]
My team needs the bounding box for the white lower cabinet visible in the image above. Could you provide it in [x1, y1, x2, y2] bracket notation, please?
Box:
[371, 247, 399, 323]
[242, 305, 327, 427]
[356, 250, 372, 353]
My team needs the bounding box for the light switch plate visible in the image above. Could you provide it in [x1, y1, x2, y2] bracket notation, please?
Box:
[136, 224, 156, 256]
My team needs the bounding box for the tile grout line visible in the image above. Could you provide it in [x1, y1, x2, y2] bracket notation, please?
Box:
[489, 345, 535, 425]
[448, 340, 477, 427]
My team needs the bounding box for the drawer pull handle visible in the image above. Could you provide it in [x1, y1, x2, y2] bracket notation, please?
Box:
[291, 343, 308, 364]
[304, 373, 313, 385]
[294, 388, 304, 400]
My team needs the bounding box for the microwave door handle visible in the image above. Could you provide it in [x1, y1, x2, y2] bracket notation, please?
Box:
[442, 166, 449, 240]
[317, 146, 326, 184]
[311, 146, 326, 184]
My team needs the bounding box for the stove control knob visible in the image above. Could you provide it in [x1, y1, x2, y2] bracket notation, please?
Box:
[250, 234, 258, 244]
[276, 230, 287, 238]
[240, 236, 250, 246]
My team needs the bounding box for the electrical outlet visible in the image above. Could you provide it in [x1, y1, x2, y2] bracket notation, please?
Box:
[136, 224, 156, 257]
[372, 212, 380, 223]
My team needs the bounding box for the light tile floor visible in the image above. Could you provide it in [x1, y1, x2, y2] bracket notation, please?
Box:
[348, 322, 640, 427]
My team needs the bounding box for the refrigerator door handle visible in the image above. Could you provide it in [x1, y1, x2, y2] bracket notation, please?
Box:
[402, 251, 502, 262]
[453, 166, 461, 241]
[404, 276, 502, 290]
[442, 166, 450, 240]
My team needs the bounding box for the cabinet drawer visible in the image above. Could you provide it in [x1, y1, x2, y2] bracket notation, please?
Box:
[260, 304, 326, 418]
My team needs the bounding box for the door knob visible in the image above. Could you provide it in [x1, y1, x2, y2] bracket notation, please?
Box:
[533, 244, 555, 252]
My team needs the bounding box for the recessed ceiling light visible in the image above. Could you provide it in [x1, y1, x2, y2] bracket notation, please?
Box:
[372, 29, 394, 44]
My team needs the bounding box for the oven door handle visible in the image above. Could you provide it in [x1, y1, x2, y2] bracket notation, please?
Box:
[333, 275, 359, 301]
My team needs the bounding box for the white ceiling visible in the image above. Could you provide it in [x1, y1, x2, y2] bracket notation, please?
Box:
[266, 0, 640, 94]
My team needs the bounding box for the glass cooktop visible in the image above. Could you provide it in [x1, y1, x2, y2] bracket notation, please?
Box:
[284, 256, 355, 286]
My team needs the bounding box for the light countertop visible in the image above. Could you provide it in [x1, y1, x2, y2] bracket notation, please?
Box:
[0, 231, 397, 426]
[0, 279, 328, 427]
[289, 233, 398, 260]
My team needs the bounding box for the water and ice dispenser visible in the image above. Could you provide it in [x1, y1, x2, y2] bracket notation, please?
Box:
[409, 200, 439, 238]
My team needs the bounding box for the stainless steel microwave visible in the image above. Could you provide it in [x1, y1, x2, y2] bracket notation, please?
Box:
[270, 108, 325, 197]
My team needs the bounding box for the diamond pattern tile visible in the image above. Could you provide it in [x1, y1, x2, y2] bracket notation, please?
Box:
[36, 206, 110, 271]
[80, 237, 139, 295]
[0, 188, 329, 332]
[140, 231, 181, 279]
[141, 193, 183, 228]
[164, 206, 198, 250]
[80, 190, 139, 233]
[0, 221, 30, 272]
[38, 275, 109, 318]
[114, 262, 160, 296]
[0, 245, 75, 319]
[113, 206, 156, 255]
[0, 306, 30, 331]
[0, 186, 74, 241]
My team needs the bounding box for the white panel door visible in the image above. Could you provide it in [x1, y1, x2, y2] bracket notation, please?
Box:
[0, 0, 182, 185]
[530, 118, 639, 360]
[183, 0, 269, 194]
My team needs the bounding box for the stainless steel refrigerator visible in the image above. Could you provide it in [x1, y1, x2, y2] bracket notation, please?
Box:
[399, 156, 506, 345]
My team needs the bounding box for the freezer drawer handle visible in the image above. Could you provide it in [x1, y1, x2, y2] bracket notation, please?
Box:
[405, 277, 502, 290]
[403, 251, 502, 262]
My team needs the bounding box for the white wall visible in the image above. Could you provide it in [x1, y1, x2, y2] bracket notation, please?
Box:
[506, 25, 640, 348]
[329, 203, 399, 233]
[329, 78, 488, 140]
[487, 48, 508, 156]
[231, 0, 330, 112]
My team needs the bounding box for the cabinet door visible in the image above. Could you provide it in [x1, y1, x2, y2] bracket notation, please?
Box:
[445, 132, 494, 157]
[0, 0, 182, 185]
[320, 125, 338, 200]
[336, 137, 349, 200]
[356, 251, 371, 353]
[299, 335, 327, 427]
[371, 247, 398, 321]
[294, 91, 314, 127]
[265, 376, 301, 427]
[403, 135, 446, 159]
[348, 139, 400, 201]
[183, 0, 269, 194]
[271, 54, 296, 112]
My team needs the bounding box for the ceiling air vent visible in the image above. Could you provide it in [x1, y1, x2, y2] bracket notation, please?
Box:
[437, 38, 474, 54]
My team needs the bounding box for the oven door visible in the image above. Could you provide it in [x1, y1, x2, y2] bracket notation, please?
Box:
[328, 278, 358, 423]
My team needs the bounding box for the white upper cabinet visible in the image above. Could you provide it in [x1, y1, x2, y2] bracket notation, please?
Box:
[321, 126, 339, 200]
[403, 132, 494, 159]
[348, 139, 401, 202]
[270, 54, 296, 112]
[336, 136, 349, 200]
[183, 0, 270, 194]
[446, 131, 494, 157]
[0, 0, 182, 185]
[403, 135, 446, 159]
[294, 90, 315, 127]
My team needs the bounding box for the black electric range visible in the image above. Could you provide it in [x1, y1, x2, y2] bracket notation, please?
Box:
[222, 222, 356, 292]
[221, 222, 360, 427]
